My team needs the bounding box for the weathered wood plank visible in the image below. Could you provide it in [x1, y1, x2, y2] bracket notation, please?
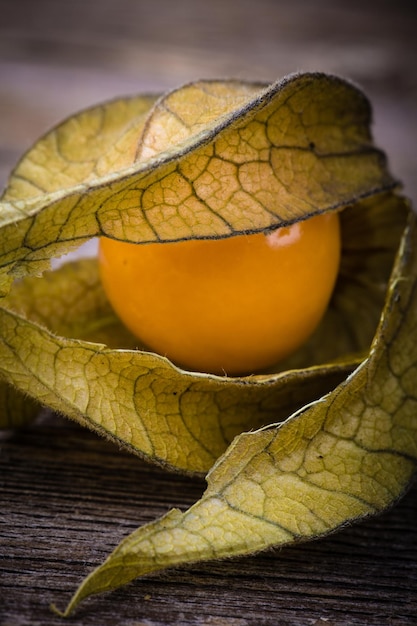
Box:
[1, 415, 416, 625]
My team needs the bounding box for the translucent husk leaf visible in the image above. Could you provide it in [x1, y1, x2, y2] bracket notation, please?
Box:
[0, 71, 407, 469]
[0, 73, 396, 297]
[0, 271, 360, 470]
[0, 191, 406, 462]
[58, 212, 417, 615]
[0, 74, 415, 613]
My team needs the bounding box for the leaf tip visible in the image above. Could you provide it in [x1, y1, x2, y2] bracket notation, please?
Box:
[50, 603, 69, 618]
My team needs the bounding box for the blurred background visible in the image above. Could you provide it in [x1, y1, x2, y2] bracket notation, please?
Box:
[1, 0, 416, 202]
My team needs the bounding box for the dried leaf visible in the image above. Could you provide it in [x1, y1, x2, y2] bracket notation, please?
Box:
[0, 73, 415, 613]
[59, 213, 417, 615]
[0, 73, 395, 297]
[0, 269, 358, 471]
[0, 192, 405, 468]
[0, 75, 404, 469]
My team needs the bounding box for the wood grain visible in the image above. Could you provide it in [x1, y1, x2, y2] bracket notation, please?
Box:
[1, 0, 416, 624]
[1, 414, 416, 626]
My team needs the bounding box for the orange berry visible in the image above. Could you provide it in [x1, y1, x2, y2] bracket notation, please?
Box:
[99, 213, 341, 375]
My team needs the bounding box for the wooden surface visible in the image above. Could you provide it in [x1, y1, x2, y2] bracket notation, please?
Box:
[2, 415, 417, 626]
[1, 1, 417, 624]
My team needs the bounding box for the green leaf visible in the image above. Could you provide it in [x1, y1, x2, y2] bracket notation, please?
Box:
[59, 212, 417, 616]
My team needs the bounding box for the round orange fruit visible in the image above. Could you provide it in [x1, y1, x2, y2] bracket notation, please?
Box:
[99, 212, 341, 375]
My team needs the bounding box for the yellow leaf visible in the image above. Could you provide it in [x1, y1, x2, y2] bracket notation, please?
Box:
[0, 74, 396, 296]
[0, 191, 406, 467]
[0, 272, 358, 470]
[0, 74, 409, 471]
[59, 213, 417, 615]
[2, 94, 159, 200]
[0, 73, 415, 613]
